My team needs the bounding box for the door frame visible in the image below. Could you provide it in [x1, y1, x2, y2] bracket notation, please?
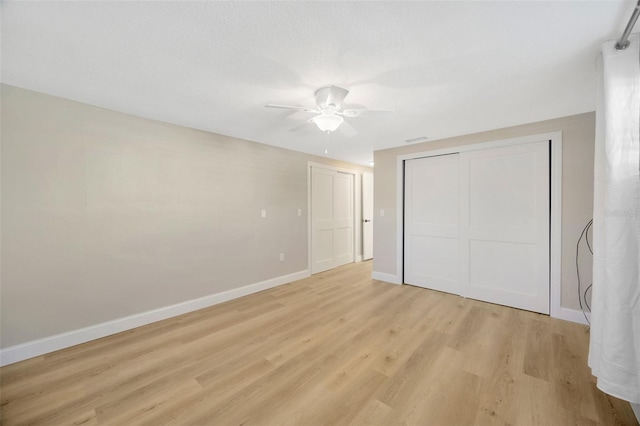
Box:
[362, 172, 374, 261]
[307, 162, 360, 273]
[395, 132, 563, 318]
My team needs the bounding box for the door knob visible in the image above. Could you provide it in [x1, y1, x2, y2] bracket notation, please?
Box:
[363, 219, 371, 223]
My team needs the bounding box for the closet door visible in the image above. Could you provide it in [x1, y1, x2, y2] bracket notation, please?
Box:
[459, 141, 549, 314]
[311, 167, 354, 274]
[404, 154, 461, 294]
[403, 141, 550, 314]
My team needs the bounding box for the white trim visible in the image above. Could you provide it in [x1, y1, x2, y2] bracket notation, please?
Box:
[362, 171, 374, 261]
[307, 164, 313, 273]
[554, 306, 591, 325]
[307, 161, 358, 176]
[372, 271, 402, 284]
[307, 164, 312, 273]
[0, 269, 310, 367]
[307, 162, 359, 274]
[395, 132, 572, 321]
[355, 172, 362, 264]
[395, 132, 562, 163]
[549, 136, 563, 320]
[631, 403, 640, 423]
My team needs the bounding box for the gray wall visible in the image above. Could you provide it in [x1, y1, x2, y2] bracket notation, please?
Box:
[0, 84, 370, 348]
[373, 112, 595, 311]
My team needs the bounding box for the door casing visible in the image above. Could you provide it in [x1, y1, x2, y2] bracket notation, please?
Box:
[362, 172, 374, 261]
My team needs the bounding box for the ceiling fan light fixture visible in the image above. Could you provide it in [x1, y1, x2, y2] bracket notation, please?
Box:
[265, 85, 393, 137]
[313, 114, 343, 132]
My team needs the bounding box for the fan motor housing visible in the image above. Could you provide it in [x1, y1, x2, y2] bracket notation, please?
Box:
[315, 86, 349, 109]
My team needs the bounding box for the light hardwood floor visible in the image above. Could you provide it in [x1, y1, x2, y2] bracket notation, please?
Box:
[1, 261, 637, 425]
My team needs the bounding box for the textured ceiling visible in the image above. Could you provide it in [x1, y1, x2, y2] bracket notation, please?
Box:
[2, 1, 634, 165]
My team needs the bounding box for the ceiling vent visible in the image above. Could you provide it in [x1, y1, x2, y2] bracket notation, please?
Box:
[405, 136, 429, 143]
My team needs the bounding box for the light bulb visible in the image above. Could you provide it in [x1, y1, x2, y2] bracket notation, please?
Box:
[313, 114, 343, 132]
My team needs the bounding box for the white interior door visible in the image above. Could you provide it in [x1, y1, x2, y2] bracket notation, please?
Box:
[362, 172, 374, 260]
[460, 141, 550, 314]
[403, 141, 550, 314]
[404, 154, 461, 294]
[311, 167, 355, 274]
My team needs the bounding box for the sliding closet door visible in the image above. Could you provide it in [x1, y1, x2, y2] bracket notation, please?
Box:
[404, 154, 461, 294]
[404, 141, 550, 314]
[459, 141, 550, 314]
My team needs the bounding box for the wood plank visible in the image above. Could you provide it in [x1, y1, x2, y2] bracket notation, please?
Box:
[1, 261, 637, 426]
[523, 318, 553, 381]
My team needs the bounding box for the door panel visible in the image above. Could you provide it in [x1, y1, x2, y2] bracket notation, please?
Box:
[469, 240, 538, 295]
[312, 170, 334, 229]
[311, 168, 335, 273]
[468, 152, 538, 229]
[409, 235, 459, 283]
[460, 141, 549, 314]
[333, 173, 354, 267]
[333, 173, 353, 228]
[404, 154, 460, 294]
[312, 229, 334, 265]
[411, 159, 459, 226]
[311, 167, 355, 274]
[334, 227, 353, 264]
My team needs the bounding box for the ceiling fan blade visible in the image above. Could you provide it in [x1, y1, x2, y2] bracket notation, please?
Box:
[339, 120, 358, 137]
[265, 104, 319, 113]
[268, 86, 388, 136]
[340, 108, 395, 117]
[288, 119, 316, 133]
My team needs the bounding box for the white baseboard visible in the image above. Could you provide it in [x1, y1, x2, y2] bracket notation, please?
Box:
[371, 271, 402, 284]
[552, 306, 591, 325]
[356, 255, 363, 262]
[0, 269, 310, 367]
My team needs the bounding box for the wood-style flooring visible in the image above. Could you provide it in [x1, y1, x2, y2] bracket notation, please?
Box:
[1, 261, 637, 425]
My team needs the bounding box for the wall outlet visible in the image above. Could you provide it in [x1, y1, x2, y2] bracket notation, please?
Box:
[261, 209, 267, 218]
[279, 253, 285, 261]
[297, 208, 302, 217]
[380, 209, 385, 217]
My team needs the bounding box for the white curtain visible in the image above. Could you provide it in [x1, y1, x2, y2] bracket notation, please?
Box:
[589, 32, 640, 406]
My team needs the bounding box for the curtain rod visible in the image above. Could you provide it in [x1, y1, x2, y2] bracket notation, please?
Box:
[616, 0, 640, 50]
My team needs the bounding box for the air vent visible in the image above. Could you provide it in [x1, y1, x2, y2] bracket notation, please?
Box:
[405, 136, 429, 143]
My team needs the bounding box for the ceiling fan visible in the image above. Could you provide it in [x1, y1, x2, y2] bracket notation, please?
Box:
[265, 85, 394, 136]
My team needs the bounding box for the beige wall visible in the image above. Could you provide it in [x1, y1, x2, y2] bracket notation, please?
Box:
[373, 112, 595, 311]
[0, 84, 371, 348]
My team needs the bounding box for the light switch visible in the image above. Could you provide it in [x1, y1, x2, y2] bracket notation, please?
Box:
[380, 209, 385, 217]
[297, 208, 302, 217]
[261, 209, 267, 218]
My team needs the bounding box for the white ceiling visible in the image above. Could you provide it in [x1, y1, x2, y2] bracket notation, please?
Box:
[2, 1, 635, 165]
